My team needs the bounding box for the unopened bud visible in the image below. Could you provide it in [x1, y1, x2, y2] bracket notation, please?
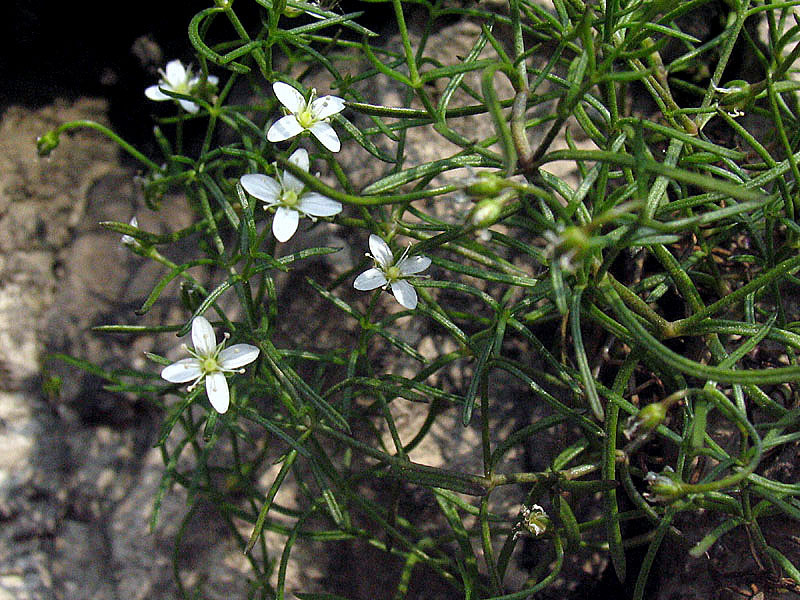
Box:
[470, 197, 504, 228]
[465, 172, 507, 198]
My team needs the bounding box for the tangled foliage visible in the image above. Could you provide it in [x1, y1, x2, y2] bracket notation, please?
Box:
[43, 0, 800, 597]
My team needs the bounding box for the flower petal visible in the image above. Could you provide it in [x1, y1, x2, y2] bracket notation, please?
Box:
[390, 279, 418, 309]
[282, 148, 309, 193]
[240, 174, 281, 204]
[178, 99, 200, 113]
[165, 60, 187, 86]
[353, 268, 387, 290]
[311, 95, 345, 120]
[192, 316, 217, 355]
[397, 255, 431, 275]
[368, 234, 394, 268]
[145, 85, 170, 101]
[273, 81, 306, 114]
[309, 121, 341, 152]
[219, 344, 260, 369]
[267, 115, 304, 142]
[288, 147, 310, 171]
[205, 372, 230, 413]
[298, 193, 342, 217]
[273, 206, 300, 242]
[161, 358, 203, 383]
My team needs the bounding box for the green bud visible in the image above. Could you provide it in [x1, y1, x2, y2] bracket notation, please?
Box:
[36, 130, 60, 157]
[465, 172, 506, 198]
[470, 198, 504, 228]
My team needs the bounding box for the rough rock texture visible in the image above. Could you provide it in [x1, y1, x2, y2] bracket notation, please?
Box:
[0, 99, 252, 600]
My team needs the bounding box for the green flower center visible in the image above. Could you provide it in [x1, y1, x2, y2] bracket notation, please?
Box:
[281, 189, 300, 208]
[385, 265, 402, 281]
[296, 106, 316, 129]
[202, 356, 219, 373]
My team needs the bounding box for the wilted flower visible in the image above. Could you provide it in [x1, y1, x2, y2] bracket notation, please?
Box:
[623, 401, 668, 439]
[543, 225, 589, 273]
[240, 148, 342, 242]
[267, 82, 345, 152]
[643, 467, 687, 503]
[121, 216, 139, 248]
[353, 234, 430, 309]
[283, 0, 328, 18]
[145, 59, 219, 113]
[160, 316, 259, 414]
[36, 130, 60, 157]
[515, 503, 550, 539]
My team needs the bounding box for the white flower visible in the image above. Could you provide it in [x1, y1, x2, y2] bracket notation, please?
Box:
[240, 148, 342, 242]
[160, 316, 259, 414]
[353, 234, 430, 309]
[145, 59, 219, 114]
[267, 82, 345, 152]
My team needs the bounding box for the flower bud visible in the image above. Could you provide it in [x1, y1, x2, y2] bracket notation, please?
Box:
[36, 130, 60, 157]
[465, 172, 507, 198]
[470, 197, 504, 228]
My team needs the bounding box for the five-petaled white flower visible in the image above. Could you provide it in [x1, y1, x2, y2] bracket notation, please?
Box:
[240, 148, 342, 242]
[267, 82, 345, 152]
[145, 59, 219, 114]
[353, 234, 431, 309]
[160, 316, 259, 414]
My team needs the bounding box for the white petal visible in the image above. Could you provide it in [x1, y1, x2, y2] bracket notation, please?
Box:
[192, 316, 217, 355]
[161, 358, 203, 383]
[165, 60, 187, 86]
[309, 121, 341, 152]
[368, 234, 394, 268]
[205, 372, 230, 413]
[298, 193, 342, 217]
[273, 81, 306, 113]
[240, 174, 281, 204]
[353, 268, 387, 290]
[398, 255, 431, 275]
[145, 85, 170, 101]
[288, 148, 310, 171]
[267, 115, 304, 142]
[273, 206, 300, 242]
[178, 98, 200, 113]
[283, 148, 309, 193]
[190, 74, 219, 88]
[218, 344, 260, 369]
[311, 95, 345, 120]
[390, 280, 418, 309]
